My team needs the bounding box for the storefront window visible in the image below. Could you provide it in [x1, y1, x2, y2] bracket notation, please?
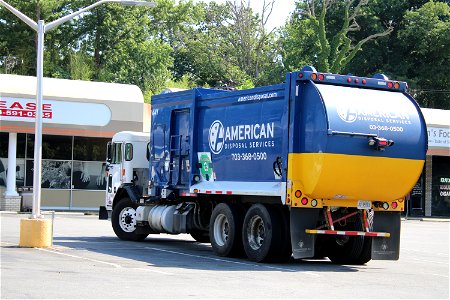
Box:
[432, 156, 450, 217]
[27, 134, 72, 159]
[72, 161, 106, 190]
[0, 133, 26, 187]
[26, 159, 72, 189]
[73, 137, 109, 161]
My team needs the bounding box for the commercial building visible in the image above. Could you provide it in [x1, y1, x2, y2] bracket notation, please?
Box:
[0, 74, 150, 211]
[409, 108, 450, 217]
[0, 75, 448, 216]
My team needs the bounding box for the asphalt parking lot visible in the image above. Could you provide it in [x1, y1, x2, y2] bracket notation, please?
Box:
[1, 212, 449, 299]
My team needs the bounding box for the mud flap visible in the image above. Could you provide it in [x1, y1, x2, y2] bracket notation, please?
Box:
[372, 211, 401, 260]
[290, 208, 320, 259]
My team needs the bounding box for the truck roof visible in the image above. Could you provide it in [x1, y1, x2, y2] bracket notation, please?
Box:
[112, 131, 149, 143]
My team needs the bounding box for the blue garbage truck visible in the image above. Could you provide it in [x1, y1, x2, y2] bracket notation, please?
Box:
[100, 66, 427, 264]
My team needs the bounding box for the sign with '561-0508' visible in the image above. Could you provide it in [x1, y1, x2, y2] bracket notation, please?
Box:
[0, 97, 111, 126]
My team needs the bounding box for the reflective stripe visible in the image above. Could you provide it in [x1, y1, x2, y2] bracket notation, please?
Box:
[305, 229, 390, 238]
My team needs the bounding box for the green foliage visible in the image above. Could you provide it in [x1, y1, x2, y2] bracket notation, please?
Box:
[1, 0, 449, 109]
[282, 0, 393, 74]
[69, 51, 94, 81]
[397, 1, 450, 109]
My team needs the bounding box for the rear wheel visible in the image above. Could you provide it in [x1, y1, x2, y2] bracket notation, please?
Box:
[209, 203, 244, 257]
[274, 205, 292, 262]
[326, 211, 364, 264]
[112, 198, 148, 241]
[351, 210, 373, 265]
[242, 204, 283, 262]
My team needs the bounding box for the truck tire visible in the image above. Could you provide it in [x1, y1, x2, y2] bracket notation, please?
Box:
[190, 230, 210, 243]
[242, 204, 283, 263]
[351, 211, 373, 265]
[112, 198, 148, 241]
[274, 205, 292, 262]
[326, 214, 364, 264]
[351, 237, 372, 265]
[209, 203, 244, 257]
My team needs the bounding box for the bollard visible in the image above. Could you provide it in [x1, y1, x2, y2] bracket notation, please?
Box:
[19, 217, 52, 248]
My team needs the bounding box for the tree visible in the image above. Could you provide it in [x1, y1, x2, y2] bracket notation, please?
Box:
[397, 1, 450, 109]
[0, 0, 66, 75]
[170, 0, 283, 88]
[282, 0, 393, 73]
[345, 0, 432, 76]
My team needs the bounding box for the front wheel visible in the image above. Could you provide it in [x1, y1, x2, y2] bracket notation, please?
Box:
[111, 198, 148, 241]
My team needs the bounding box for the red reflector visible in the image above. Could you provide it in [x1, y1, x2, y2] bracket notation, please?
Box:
[392, 202, 398, 209]
[354, 79, 359, 83]
[301, 197, 308, 205]
[387, 82, 393, 88]
[379, 141, 388, 146]
[362, 79, 367, 84]
[318, 74, 325, 80]
[299, 73, 303, 78]
[347, 78, 352, 83]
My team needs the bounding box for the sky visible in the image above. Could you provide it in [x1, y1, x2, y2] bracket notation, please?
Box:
[193, 0, 296, 30]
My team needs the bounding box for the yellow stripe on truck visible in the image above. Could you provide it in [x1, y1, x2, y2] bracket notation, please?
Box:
[287, 153, 424, 202]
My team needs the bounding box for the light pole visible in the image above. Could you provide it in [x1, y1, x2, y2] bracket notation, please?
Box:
[0, 0, 156, 219]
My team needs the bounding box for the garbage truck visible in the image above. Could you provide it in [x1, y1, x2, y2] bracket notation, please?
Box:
[99, 66, 427, 264]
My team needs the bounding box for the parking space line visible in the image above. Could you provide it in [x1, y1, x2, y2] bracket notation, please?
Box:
[37, 248, 122, 268]
[409, 257, 449, 265]
[131, 267, 174, 275]
[36, 248, 175, 275]
[144, 246, 320, 277]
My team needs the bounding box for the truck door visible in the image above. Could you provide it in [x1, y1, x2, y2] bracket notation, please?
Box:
[106, 142, 123, 205]
[169, 109, 190, 187]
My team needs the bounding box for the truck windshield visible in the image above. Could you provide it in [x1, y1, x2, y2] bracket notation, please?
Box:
[111, 143, 122, 164]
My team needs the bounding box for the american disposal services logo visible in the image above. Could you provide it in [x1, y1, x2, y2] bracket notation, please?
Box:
[337, 106, 358, 123]
[209, 120, 225, 154]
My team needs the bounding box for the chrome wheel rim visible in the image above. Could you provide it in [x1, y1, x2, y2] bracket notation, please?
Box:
[119, 207, 137, 233]
[213, 214, 229, 247]
[247, 215, 265, 251]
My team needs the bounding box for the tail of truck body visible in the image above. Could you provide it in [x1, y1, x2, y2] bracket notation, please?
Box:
[101, 67, 427, 264]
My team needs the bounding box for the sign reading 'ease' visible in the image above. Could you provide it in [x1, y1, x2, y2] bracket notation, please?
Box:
[0, 97, 111, 127]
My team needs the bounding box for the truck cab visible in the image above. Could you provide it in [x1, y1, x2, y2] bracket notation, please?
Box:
[101, 131, 149, 218]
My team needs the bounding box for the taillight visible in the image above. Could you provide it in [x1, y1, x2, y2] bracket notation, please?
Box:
[318, 73, 325, 80]
[301, 197, 308, 205]
[347, 77, 352, 83]
[392, 202, 398, 209]
[387, 82, 393, 88]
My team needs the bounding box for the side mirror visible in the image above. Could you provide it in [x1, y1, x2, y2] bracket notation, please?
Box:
[106, 142, 112, 163]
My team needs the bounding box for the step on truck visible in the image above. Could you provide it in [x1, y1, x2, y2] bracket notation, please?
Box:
[99, 66, 427, 264]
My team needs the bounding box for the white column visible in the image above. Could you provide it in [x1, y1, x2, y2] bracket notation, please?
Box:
[5, 132, 19, 197]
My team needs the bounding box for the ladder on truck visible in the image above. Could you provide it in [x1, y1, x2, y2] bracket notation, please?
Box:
[168, 134, 188, 187]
